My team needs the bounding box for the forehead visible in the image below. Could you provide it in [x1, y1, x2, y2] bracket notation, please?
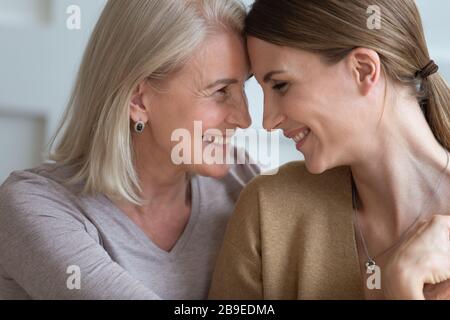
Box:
[247, 37, 289, 71]
[247, 36, 283, 57]
[247, 36, 317, 80]
[181, 31, 249, 81]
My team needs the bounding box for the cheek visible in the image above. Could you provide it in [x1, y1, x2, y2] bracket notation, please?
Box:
[303, 116, 356, 173]
[191, 100, 231, 132]
[302, 86, 348, 142]
[159, 100, 230, 149]
[284, 96, 341, 167]
[148, 95, 195, 150]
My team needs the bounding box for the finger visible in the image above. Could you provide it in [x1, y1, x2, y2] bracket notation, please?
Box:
[429, 215, 450, 231]
[423, 255, 450, 286]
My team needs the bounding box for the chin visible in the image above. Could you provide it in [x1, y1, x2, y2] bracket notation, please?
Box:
[304, 155, 328, 175]
[194, 163, 231, 179]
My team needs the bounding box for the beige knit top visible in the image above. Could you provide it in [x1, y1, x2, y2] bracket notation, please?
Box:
[209, 161, 366, 300]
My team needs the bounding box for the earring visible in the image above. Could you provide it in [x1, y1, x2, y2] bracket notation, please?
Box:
[134, 120, 146, 134]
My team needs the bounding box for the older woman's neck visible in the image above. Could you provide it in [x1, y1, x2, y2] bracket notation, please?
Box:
[350, 95, 450, 239]
[131, 135, 190, 209]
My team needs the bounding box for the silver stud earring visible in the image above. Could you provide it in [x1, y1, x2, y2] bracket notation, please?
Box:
[134, 120, 146, 134]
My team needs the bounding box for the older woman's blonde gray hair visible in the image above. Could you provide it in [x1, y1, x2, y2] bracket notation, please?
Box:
[49, 0, 247, 204]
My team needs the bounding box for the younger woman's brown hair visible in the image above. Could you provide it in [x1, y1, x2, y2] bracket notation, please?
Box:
[245, 0, 450, 150]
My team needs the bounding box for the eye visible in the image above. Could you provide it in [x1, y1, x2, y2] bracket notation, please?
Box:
[216, 86, 230, 96]
[272, 82, 289, 93]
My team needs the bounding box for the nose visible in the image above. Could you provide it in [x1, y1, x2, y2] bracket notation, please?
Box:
[262, 96, 284, 132]
[227, 91, 252, 129]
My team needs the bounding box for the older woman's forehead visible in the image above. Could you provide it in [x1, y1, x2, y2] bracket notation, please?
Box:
[181, 33, 250, 83]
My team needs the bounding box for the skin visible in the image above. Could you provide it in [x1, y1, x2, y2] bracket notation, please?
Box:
[115, 30, 251, 252]
[248, 36, 450, 300]
[384, 215, 450, 299]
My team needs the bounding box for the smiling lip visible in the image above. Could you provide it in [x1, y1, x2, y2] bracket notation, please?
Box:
[284, 127, 309, 139]
[284, 127, 311, 150]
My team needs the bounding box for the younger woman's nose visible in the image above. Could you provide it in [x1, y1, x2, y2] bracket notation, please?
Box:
[263, 103, 284, 132]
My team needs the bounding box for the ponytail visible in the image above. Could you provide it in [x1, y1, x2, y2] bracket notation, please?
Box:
[425, 73, 450, 151]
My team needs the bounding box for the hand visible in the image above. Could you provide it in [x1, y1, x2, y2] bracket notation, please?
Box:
[383, 215, 450, 300]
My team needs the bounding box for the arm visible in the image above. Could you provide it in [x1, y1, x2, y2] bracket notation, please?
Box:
[0, 183, 160, 300]
[208, 180, 264, 300]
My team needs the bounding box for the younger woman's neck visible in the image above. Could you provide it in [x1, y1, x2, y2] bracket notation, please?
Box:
[350, 96, 450, 239]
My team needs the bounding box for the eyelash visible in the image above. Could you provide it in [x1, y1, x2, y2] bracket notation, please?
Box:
[272, 82, 289, 93]
[216, 86, 230, 96]
[214, 82, 247, 101]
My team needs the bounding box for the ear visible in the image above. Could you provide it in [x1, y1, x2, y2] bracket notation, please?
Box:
[347, 48, 381, 96]
[130, 80, 150, 124]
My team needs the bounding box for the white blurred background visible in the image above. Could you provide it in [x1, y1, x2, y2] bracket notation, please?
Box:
[0, 0, 449, 183]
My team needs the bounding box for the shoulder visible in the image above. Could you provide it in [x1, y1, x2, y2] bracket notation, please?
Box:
[221, 161, 353, 254]
[248, 160, 350, 196]
[0, 163, 88, 227]
[0, 162, 79, 201]
[224, 147, 261, 185]
[233, 161, 352, 221]
[196, 148, 261, 202]
[223, 161, 260, 187]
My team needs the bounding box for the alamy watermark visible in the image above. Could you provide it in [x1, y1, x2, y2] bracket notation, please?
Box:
[367, 5, 382, 30]
[366, 264, 382, 290]
[66, 265, 81, 290]
[170, 121, 281, 174]
[66, 5, 81, 30]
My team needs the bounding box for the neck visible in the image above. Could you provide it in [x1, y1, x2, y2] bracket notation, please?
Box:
[351, 97, 449, 241]
[123, 133, 190, 212]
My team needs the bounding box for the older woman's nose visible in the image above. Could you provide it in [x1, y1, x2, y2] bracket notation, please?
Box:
[227, 96, 252, 129]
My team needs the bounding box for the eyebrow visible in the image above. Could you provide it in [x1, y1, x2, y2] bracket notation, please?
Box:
[205, 78, 239, 90]
[263, 70, 286, 83]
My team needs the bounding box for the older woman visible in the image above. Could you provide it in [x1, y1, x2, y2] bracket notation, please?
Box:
[0, 0, 259, 299]
[209, 0, 450, 300]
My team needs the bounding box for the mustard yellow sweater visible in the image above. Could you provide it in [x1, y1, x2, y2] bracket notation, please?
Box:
[209, 161, 365, 300]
